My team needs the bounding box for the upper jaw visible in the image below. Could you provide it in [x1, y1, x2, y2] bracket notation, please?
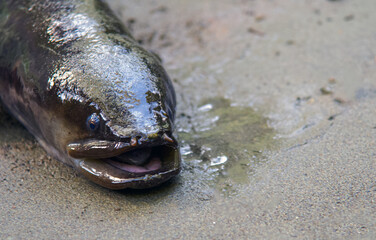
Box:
[66, 133, 176, 158]
[67, 140, 137, 159]
[66, 134, 181, 189]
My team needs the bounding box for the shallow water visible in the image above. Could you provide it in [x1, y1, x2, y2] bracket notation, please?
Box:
[177, 97, 276, 194]
[1, 0, 376, 239]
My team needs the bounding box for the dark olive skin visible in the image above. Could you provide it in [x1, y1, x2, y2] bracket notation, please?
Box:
[0, 0, 180, 189]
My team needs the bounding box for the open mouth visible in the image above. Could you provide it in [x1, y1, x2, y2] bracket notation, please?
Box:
[66, 138, 181, 189]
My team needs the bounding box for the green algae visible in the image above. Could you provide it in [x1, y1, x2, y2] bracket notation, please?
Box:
[178, 97, 276, 193]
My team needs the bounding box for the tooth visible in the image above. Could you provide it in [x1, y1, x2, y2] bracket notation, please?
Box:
[130, 137, 138, 147]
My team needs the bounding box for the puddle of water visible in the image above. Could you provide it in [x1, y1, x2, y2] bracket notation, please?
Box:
[177, 97, 276, 195]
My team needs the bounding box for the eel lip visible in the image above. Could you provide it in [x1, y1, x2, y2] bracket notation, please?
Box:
[68, 139, 181, 190]
[66, 140, 134, 159]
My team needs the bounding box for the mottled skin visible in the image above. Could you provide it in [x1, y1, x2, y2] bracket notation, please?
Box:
[0, 0, 180, 189]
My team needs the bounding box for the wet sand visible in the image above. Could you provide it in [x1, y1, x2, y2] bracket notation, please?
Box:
[1, 0, 376, 239]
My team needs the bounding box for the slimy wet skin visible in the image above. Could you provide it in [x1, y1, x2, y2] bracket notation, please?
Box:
[0, 0, 181, 189]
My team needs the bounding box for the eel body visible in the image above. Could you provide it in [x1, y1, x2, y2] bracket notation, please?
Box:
[0, 0, 180, 189]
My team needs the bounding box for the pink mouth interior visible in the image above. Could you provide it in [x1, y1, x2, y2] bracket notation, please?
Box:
[106, 157, 162, 173]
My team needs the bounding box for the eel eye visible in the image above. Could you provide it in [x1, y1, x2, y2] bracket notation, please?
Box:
[86, 113, 100, 131]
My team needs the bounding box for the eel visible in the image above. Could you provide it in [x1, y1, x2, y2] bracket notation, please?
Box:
[0, 0, 181, 189]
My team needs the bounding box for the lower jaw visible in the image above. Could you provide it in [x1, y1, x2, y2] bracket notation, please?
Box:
[71, 146, 181, 190]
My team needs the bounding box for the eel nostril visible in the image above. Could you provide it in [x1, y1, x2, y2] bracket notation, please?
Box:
[162, 133, 174, 143]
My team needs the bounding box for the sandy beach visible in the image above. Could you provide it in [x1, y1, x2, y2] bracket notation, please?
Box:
[1, 0, 375, 239]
